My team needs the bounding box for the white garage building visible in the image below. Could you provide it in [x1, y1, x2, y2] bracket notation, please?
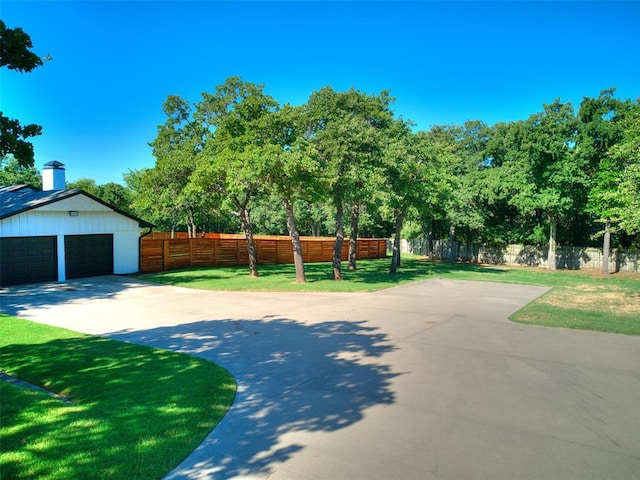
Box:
[0, 161, 153, 287]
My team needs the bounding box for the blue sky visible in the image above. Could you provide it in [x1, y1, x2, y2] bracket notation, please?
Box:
[2, 1, 639, 185]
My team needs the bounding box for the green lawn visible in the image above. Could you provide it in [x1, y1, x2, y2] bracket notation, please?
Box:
[141, 256, 640, 335]
[0, 316, 236, 480]
[140, 256, 482, 292]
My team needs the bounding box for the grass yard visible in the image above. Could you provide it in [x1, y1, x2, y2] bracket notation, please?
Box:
[140, 258, 428, 292]
[0, 316, 236, 480]
[141, 256, 640, 335]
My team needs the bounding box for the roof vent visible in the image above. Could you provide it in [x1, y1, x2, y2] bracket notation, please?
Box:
[43, 161, 66, 191]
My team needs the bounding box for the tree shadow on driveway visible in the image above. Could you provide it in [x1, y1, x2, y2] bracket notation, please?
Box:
[0, 275, 148, 317]
[109, 316, 399, 479]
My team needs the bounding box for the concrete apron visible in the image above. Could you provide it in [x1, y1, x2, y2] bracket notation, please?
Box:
[2, 276, 639, 480]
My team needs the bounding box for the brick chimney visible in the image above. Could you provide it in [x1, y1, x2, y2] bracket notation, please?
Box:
[43, 161, 66, 191]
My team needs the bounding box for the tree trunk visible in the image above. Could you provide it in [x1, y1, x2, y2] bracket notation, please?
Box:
[348, 203, 360, 270]
[426, 218, 434, 261]
[187, 206, 196, 238]
[333, 198, 344, 280]
[390, 209, 405, 274]
[547, 219, 557, 271]
[284, 196, 306, 283]
[602, 219, 611, 275]
[448, 224, 456, 264]
[237, 204, 258, 277]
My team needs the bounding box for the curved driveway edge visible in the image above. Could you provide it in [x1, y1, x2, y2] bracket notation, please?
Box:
[2, 276, 639, 479]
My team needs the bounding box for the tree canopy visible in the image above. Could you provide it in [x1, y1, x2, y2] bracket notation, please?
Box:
[0, 155, 42, 188]
[21, 77, 634, 277]
[0, 21, 45, 167]
[133, 80, 639, 275]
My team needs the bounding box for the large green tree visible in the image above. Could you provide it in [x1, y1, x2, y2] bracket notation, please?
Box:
[190, 77, 278, 277]
[66, 177, 133, 214]
[579, 89, 634, 273]
[305, 87, 393, 279]
[383, 121, 425, 273]
[261, 104, 324, 283]
[0, 155, 41, 188]
[531, 101, 583, 270]
[475, 123, 521, 246]
[148, 95, 207, 237]
[98, 182, 134, 214]
[440, 123, 486, 263]
[493, 100, 582, 270]
[125, 168, 232, 233]
[67, 177, 99, 195]
[0, 20, 45, 167]
[604, 101, 640, 237]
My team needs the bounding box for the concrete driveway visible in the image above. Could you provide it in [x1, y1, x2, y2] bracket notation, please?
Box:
[2, 276, 640, 480]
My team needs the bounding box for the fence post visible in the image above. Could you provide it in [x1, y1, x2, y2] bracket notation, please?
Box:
[163, 239, 169, 272]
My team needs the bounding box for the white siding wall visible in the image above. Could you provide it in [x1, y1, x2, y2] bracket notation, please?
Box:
[113, 231, 140, 274]
[1, 210, 137, 236]
[0, 194, 142, 276]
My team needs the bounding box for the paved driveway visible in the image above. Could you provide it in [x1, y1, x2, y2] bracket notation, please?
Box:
[2, 276, 640, 479]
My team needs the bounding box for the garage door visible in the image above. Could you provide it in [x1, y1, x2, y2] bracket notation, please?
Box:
[65, 234, 114, 280]
[0, 236, 58, 287]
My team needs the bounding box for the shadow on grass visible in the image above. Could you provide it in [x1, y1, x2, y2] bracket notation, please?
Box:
[108, 315, 399, 479]
[139, 258, 509, 290]
[270, 259, 510, 286]
[0, 331, 235, 480]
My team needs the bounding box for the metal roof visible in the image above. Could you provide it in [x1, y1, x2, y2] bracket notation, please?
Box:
[0, 185, 154, 228]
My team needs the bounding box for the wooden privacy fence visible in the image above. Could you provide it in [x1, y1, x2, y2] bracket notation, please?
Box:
[140, 234, 387, 273]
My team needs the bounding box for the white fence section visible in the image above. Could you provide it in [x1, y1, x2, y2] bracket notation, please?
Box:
[393, 238, 640, 273]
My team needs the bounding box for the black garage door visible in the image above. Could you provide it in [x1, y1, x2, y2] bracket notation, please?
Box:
[65, 234, 114, 280]
[0, 236, 58, 287]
